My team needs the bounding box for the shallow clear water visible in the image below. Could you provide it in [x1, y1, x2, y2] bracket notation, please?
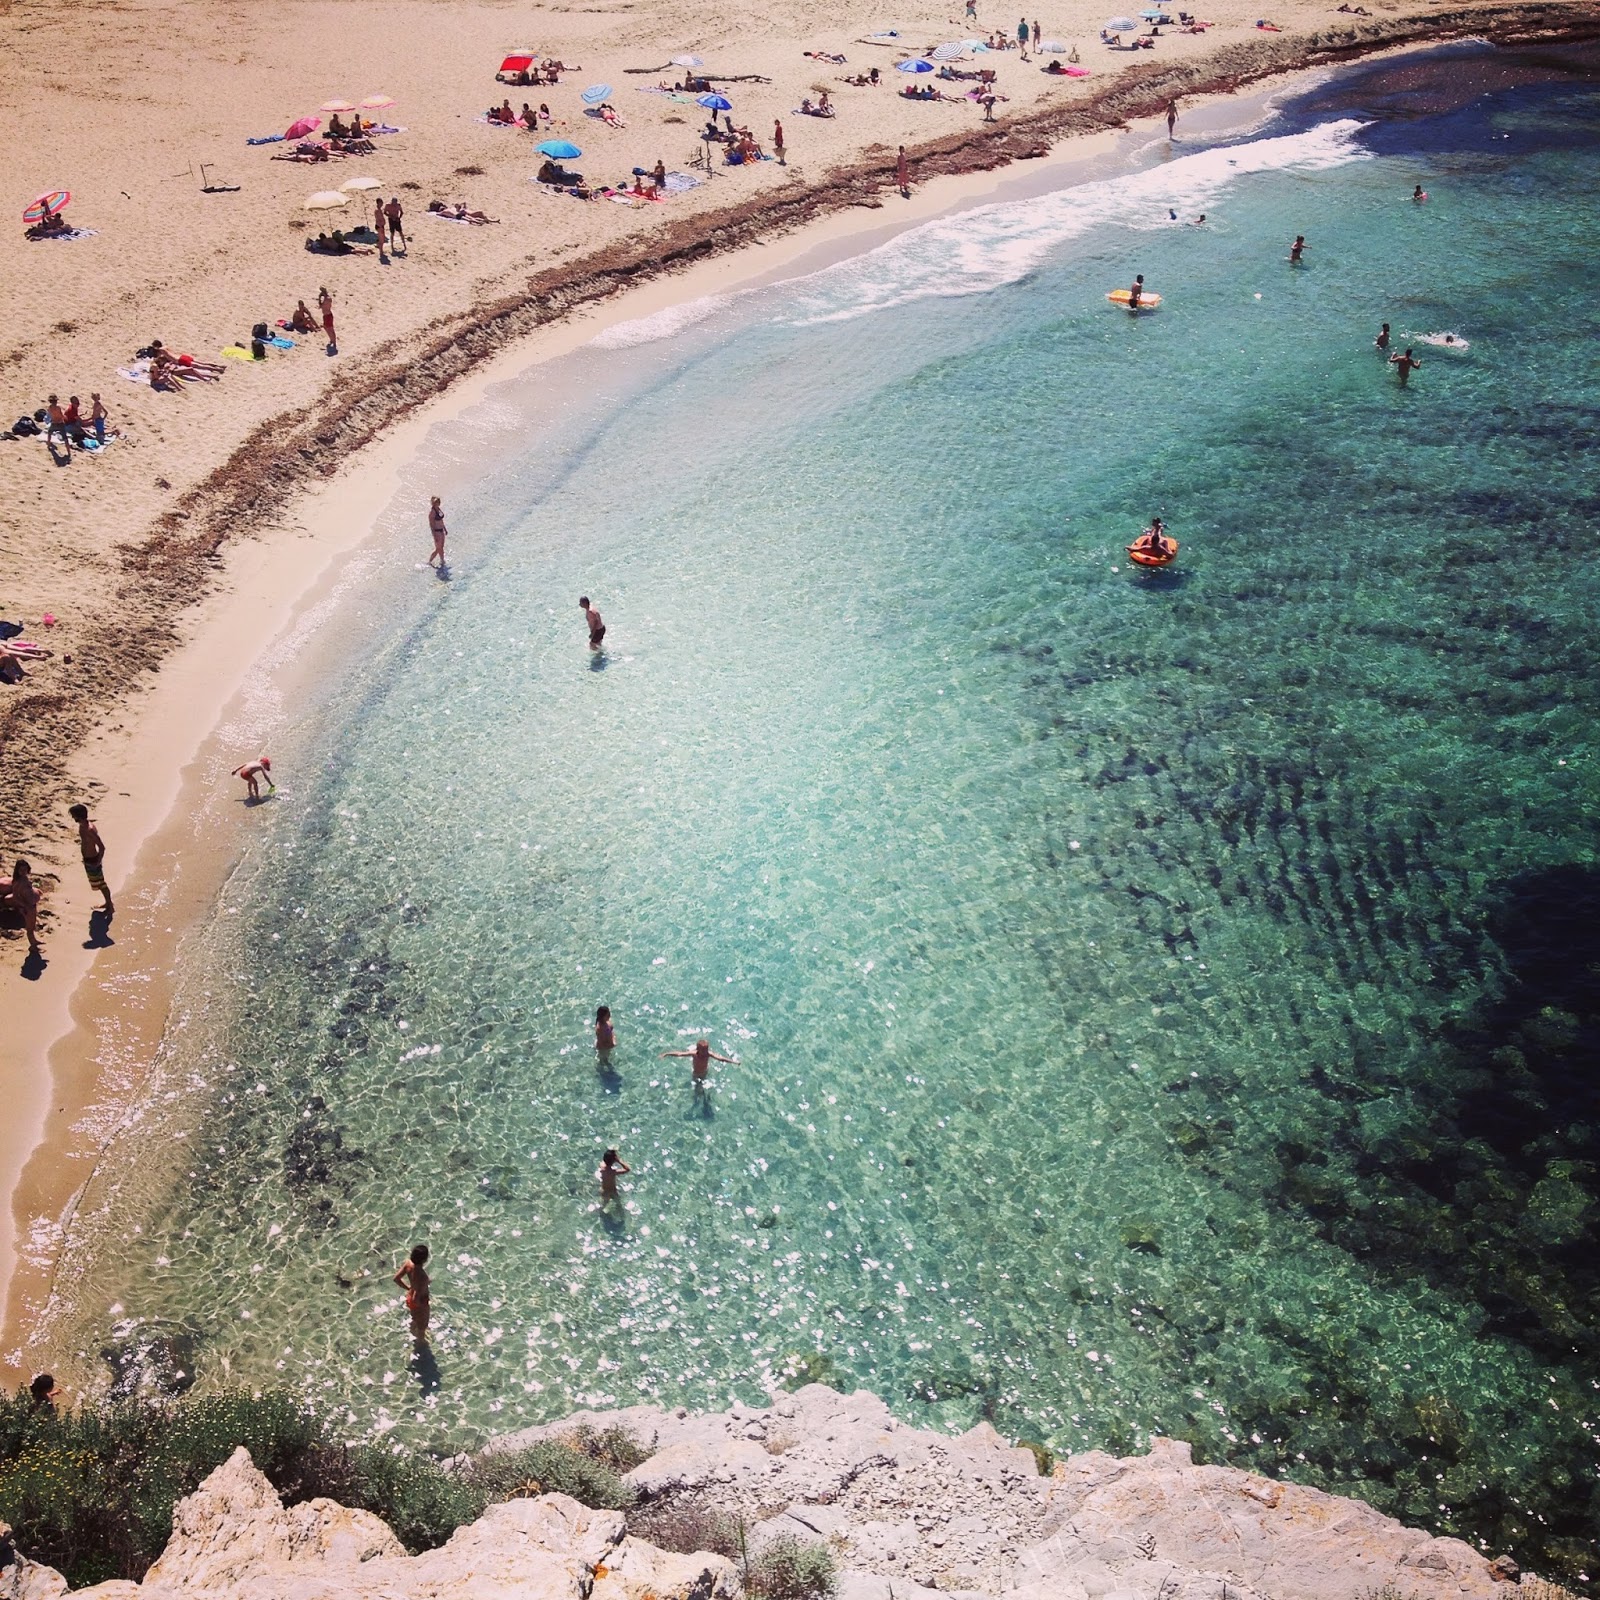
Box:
[77, 43, 1600, 1585]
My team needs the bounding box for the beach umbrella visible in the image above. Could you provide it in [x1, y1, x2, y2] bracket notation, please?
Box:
[696, 92, 733, 111]
[500, 54, 536, 72]
[341, 176, 381, 192]
[1141, 9, 1165, 18]
[670, 53, 704, 66]
[320, 98, 357, 113]
[285, 115, 322, 140]
[1105, 15, 1138, 29]
[894, 57, 934, 72]
[535, 139, 582, 159]
[931, 41, 967, 59]
[1040, 37, 1069, 49]
[360, 94, 396, 110]
[23, 190, 71, 223]
[581, 83, 612, 103]
[304, 190, 350, 210]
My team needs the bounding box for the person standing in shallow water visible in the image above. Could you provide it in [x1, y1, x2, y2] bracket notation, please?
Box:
[1166, 98, 1178, 139]
[1289, 234, 1306, 263]
[595, 1004, 616, 1060]
[580, 595, 605, 649]
[1389, 347, 1422, 385]
[661, 1038, 739, 1090]
[394, 1244, 431, 1343]
[599, 1148, 630, 1203]
[1375, 322, 1390, 350]
[428, 497, 447, 567]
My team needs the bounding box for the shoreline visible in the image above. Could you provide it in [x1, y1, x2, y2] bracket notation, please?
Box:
[3, 5, 1597, 1376]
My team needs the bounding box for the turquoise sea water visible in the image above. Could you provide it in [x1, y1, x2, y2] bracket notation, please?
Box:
[76, 44, 1600, 1583]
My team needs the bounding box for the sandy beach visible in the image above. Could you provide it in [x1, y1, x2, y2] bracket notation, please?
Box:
[2, 0, 1596, 1378]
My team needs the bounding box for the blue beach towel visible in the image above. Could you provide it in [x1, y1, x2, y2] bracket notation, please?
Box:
[247, 134, 287, 145]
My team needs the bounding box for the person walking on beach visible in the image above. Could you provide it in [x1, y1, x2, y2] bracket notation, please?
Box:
[1017, 15, 1030, 55]
[1389, 346, 1422, 385]
[599, 1148, 630, 1203]
[385, 196, 406, 250]
[1375, 322, 1390, 350]
[318, 286, 337, 353]
[1032, 18, 1042, 48]
[393, 1244, 431, 1343]
[966, 0, 978, 19]
[595, 1004, 616, 1059]
[773, 119, 786, 165]
[1166, 98, 1179, 139]
[1, 860, 40, 955]
[661, 1038, 738, 1089]
[653, 158, 668, 192]
[374, 198, 389, 262]
[428, 496, 448, 567]
[580, 595, 605, 649]
[69, 803, 112, 915]
[232, 756, 274, 799]
[1289, 234, 1306, 263]
[896, 146, 910, 200]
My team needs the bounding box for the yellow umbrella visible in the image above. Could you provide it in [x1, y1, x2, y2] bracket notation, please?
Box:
[320, 98, 357, 113]
[360, 94, 397, 110]
[304, 190, 350, 210]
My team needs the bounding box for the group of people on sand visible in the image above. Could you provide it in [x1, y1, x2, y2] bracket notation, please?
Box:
[18, 392, 112, 451]
[0, 802, 113, 958]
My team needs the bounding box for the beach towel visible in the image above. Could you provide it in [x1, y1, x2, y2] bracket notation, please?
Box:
[118, 360, 152, 384]
[246, 134, 286, 145]
[428, 210, 477, 223]
[28, 227, 98, 242]
[269, 335, 295, 349]
[221, 346, 260, 361]
[662, 171, 702, 192]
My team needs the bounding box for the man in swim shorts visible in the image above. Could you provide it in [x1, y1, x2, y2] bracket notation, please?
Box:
[1129, 273, 1145, 307]
[1389, 347, 1421, 385]
[580, 596, 605, 649]
[69, 803, 112, 914]
[661, 1038, 739, 1088]
[1289, 235, 1306, 263]
[1375, 322, 1390, 350]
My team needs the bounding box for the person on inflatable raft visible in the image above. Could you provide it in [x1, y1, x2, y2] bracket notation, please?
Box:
[1128, 516, 1177, 565]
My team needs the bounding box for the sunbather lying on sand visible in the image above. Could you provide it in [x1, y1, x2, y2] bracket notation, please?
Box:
[536, 161, 585, 187]
[428, 200, 500, 222]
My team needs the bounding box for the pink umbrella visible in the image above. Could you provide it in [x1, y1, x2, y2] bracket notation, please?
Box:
[285, 115, 322, 140]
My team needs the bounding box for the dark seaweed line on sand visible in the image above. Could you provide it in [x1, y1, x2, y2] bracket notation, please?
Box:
[2, 1, 1597, 872]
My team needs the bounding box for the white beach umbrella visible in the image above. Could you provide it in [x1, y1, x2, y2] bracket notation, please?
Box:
[1040, 37, 1069, 49]
[931, 41, 967, 59]
[304, 190, 351, 210]
[1105, 15, 1138, 30]
[320, 98, 358, 113]
[341, 176, 381, 192]
[671, 53, 704, 66]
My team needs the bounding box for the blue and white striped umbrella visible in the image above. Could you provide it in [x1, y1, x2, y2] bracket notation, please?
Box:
[895, 57, 934, 72]
[581, 83, 612, 103]
[931, 41, 967, 59]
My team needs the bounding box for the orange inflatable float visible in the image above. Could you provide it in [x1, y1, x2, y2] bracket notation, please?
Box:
[1127, 532, 1178, 567]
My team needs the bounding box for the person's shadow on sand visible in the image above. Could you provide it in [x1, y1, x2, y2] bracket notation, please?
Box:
[241, 793, 277, 808]
[84, 908, 115, 950]
[410, 1342, 441, 1396]
[20, 946, 46, 981]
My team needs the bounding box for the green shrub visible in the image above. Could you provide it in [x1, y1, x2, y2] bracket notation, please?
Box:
[298, 1443, 486, 1552]
[0, 1386, 483, 1585]
[558, 1422, 651, 1474]
[749, 1533, 836, 1600]
[466, 1441, 636, 1511]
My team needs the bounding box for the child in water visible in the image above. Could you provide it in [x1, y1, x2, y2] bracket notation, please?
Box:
[595, 1004, 616, 1056]
[599, 1148, 630, 1202]
[660, 1038, 739, 1087]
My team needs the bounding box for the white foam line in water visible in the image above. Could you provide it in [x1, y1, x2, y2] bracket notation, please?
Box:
[588, 292, 740, 350]
[776, 118, 1374, 325]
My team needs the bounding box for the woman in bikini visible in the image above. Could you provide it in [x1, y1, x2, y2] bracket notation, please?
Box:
[393, 1244, 431, 1342]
